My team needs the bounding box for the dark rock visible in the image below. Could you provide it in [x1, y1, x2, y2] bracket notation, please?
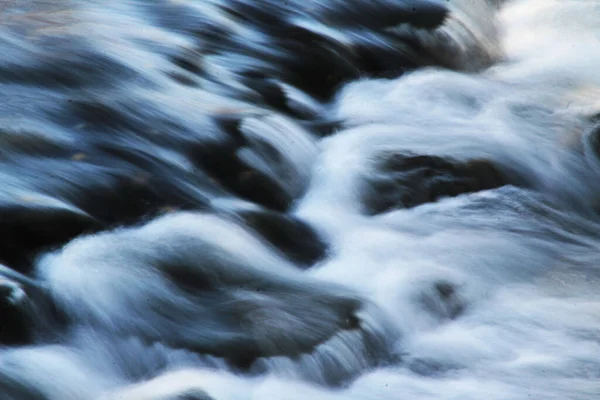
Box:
[420, 280, 465, 320]
[311, 0, 449, 31]
[188, 140, 292, 211]
[0, 205, 98, 272]
[239, 209, 327, 267]
[362, 154, 513, 215]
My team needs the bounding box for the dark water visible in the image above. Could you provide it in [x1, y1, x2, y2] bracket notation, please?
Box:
[1, 0, 600, 399]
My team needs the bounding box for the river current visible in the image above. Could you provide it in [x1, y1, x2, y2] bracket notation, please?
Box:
[1, 1, 600, 399]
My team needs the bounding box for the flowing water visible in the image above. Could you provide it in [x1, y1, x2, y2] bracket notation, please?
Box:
[1, 0, 600, 399]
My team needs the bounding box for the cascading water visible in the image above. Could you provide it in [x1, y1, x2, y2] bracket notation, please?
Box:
[1, 0, 599, 399]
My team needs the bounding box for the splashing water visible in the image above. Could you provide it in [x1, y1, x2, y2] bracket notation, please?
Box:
[1, 1, 600, 399]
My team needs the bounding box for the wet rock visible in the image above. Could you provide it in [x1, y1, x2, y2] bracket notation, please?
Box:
[0, 204, 98, 272]
[362, 154, 512, 215]
[420, 280, 465, 321]
[238, 209, 327, 267]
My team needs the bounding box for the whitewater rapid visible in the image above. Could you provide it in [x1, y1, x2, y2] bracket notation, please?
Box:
[1, 0, 600, 399]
